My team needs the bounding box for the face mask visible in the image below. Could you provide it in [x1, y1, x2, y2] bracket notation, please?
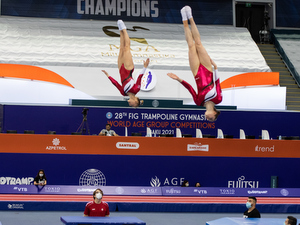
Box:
[246, 202, 252, 209]
[95, 193, 102, 200]
[39, 174, 43, 177]
[186, 183, 189, 187]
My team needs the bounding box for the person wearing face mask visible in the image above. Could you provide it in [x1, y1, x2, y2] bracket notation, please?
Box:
[285, 216, 297, 225]
[181, 180, 189, 187]
[84, 189, 109, 217]
[243, 196, 261, 218]
[33, 169, 47, 186]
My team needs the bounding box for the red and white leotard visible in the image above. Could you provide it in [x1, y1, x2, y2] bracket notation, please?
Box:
[108, 64, 146, 96]
[181, 64, 222, 106]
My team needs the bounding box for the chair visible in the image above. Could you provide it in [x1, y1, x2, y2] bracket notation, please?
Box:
[124, 127, 128, 137]
[261, 130, 270, 140]
[176, 128, 182, 138]
[217, 129, 224, 139]
[146, 127, 152, 137]
[182, 134, 193, 138]
[196, 129, 203, 138]
[239, 129, 246, 139]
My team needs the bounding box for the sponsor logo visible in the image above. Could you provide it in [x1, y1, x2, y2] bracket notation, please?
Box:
[141, 188, 159, 194]
[141, 69, 157, 91]
[150, 176, 185, 186]
[165, 188, 181, 194]
[0, 177, 34, 185]
[106, 112, 113, 119]
[116, 142, 139, 149]
[247, 190, 268, 195]
[187, 143, 209, 152]
[79, 169, 106, 186]
[193, 189, 208, 194]
[150, 176, 161, 187]
[77, 188, 96, 193]
[220, 189, 235, 195]
[228, 176, 259, 188]
[280, 189, 289, 196]
[45, 187, 61, 193]
[46, 138, 67, 151]
[13, 187, 28, 192]
[152, 100, 159, 107]
[8, 204, 24, 209]
[255, 145, 274, 153]
[115, 187, 125, 194]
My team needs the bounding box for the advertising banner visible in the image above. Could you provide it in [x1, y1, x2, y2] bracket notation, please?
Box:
[0, 134, 300, 188]
[1, 185, 299, 198]
[2, 104, 300, 139]
[1, 0, 233, 25]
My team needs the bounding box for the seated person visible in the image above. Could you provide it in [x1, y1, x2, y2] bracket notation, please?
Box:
[99, 124, 118, 136]
[243, 196, 261, 218]
[195, 182, 201, 187]
[181, 180, 189, 187]
[33, 169, 47, 186]
[84, 189, 109, 217]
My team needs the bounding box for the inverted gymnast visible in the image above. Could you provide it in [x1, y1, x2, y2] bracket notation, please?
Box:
[102, 20, 150, 107]
[167, 6, 222, 122]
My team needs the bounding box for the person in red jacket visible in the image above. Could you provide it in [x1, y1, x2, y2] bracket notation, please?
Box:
[167, 6, 222, 122]
[102, 20, 150, 108]
[84, 188, 109, 217]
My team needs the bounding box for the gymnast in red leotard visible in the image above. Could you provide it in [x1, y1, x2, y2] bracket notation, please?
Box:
[167, 6, 222, 122]
[102, 20, 149, 107]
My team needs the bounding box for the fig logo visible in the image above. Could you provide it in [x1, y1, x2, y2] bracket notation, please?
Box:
[116, 142, 139, 149]
[187, 143, 209, 152]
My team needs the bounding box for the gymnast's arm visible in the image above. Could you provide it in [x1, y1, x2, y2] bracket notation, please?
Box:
[102, 70, 126, 96]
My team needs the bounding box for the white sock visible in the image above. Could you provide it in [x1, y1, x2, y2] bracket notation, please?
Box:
[117, 20, 126, 30]
[185, 6, 193, 19]
[180, 7, 187, 21]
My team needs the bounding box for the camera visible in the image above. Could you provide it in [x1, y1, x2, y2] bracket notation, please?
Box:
[82, 108, 89, 116]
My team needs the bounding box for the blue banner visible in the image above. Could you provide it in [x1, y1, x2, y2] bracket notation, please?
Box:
[0, 153, 299, 188]
[3, 105, 300, 139]
[1, 184, 299, 197]
[1, 0, 233, 25]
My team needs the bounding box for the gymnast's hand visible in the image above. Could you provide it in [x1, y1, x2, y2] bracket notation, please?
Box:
[167, 73, 183, 83]
[143, 58, 150, 68]
[101, 70, 110, 77]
